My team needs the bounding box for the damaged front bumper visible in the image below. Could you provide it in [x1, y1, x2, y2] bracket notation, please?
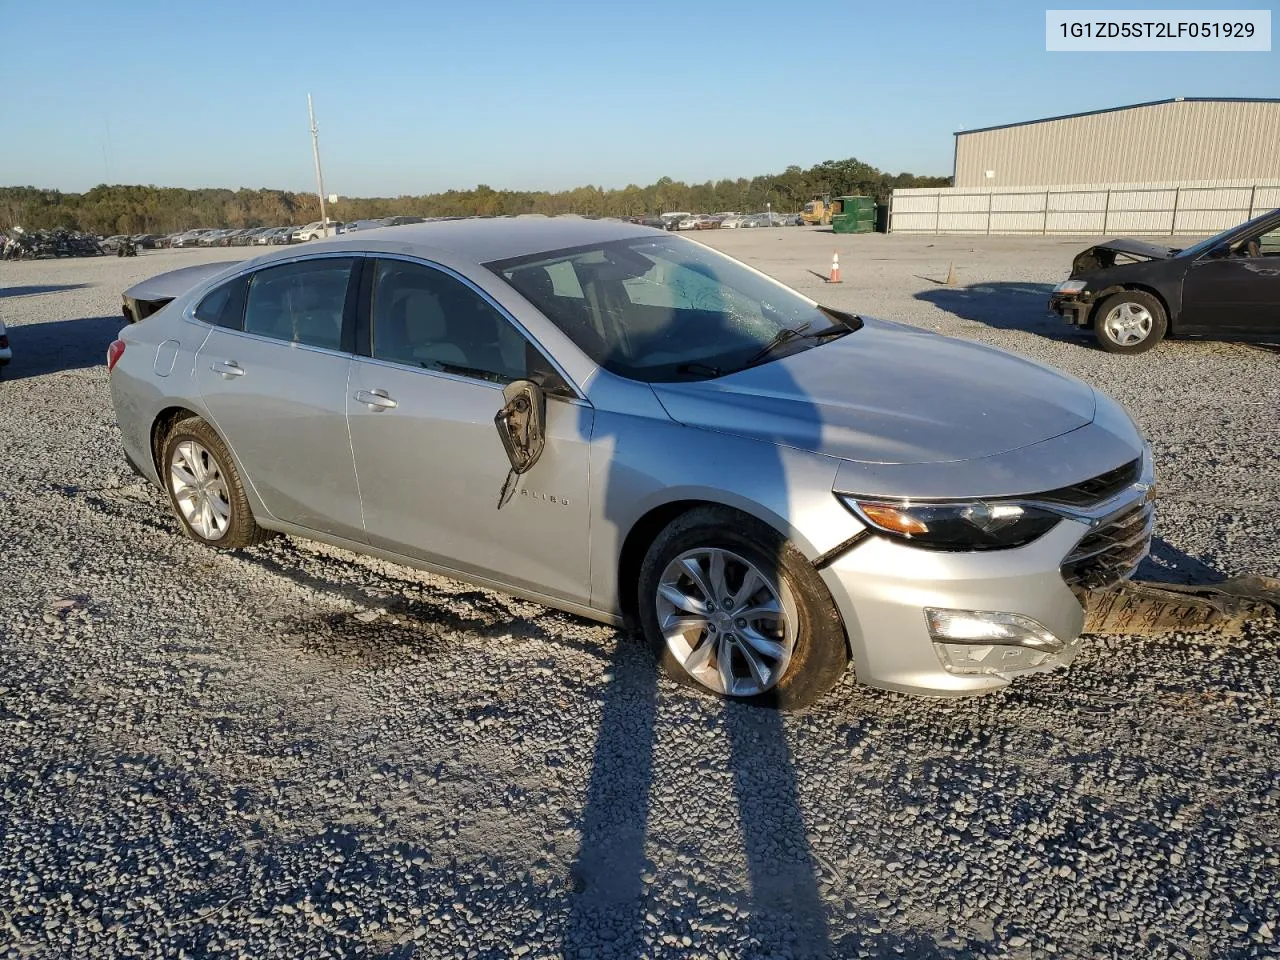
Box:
[820, 454, 1156, 697]
[1049, 289, 1094, 327]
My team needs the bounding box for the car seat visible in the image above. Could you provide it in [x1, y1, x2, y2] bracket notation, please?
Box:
[400, 289, 468, 369]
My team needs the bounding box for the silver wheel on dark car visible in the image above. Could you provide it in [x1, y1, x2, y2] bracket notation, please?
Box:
[169, 440, 232, 541]
[1092, 290, 1167, 355]
[655, 547, 797, 696]
[1102, 302, 1153, 346]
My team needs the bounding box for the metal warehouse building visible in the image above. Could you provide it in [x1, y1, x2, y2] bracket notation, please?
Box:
[953, 98, 1280, 189]
[891, 98, 1280, 235]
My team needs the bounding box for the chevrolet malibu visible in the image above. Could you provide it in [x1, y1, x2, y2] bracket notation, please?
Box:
[107, 218, 1154, 708]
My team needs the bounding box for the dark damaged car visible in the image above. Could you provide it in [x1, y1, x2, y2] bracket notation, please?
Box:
[1050, 208, 1280, 354]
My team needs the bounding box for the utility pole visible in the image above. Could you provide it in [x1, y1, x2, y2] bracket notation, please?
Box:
[308, 94, 329, 237]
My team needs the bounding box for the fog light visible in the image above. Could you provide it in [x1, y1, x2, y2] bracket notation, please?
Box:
[925, 608, 1068, 677]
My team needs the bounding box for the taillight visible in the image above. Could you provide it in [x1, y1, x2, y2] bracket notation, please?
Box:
[107, 339, 126, 373]
[0, 334, 8, 350]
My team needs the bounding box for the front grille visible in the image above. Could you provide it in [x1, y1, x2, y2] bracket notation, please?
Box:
[1061, 498, 1155, 593]
[1037, 458, 1141, 507]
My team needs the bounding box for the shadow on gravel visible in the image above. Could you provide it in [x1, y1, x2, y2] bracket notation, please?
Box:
[0, 283, 91, 299]
[562, 642, 833, 958]
[562, 302, 833, 957]
[236, 540, 615, 666]
[1138, 537, 1230, 586]
[915, 281, 1089, 345]
[1, 313, 120, 380]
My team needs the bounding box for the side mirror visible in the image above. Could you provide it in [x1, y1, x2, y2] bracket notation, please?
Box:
[494, 380, 546, 508]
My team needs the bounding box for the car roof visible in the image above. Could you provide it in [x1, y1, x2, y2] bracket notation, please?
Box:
[296, 216, 659, 263]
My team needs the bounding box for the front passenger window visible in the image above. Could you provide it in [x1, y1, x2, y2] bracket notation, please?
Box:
[370, 260, 528, 384]
[243, 258, 355, 350]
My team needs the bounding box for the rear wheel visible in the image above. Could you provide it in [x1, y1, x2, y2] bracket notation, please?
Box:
[161, 416, 272, 549]
[1093, 290, 1167, 354]
[637, 507, 848, 710]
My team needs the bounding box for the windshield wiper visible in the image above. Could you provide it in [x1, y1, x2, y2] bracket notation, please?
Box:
[742, 323, 813, 369]
[807, 323, 853, 340]
[674, 361, 726, 379]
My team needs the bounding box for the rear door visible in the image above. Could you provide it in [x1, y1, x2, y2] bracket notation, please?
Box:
[345, 257, 594, 605]
[1181, 218, 1280, 338]
[193, 255, 365, 540]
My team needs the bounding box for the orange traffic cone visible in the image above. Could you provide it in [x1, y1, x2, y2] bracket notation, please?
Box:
[828, 251, 842, 283]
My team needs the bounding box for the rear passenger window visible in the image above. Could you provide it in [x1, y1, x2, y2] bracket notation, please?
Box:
[243, 258, 355, 350]
[193, 276, 247, 329]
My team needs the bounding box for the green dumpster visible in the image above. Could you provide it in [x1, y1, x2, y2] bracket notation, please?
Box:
[831, 195, 875, 234]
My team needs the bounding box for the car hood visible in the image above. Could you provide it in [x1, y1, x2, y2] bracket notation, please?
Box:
[649, 318, 1096, 465]
[1071, 238, 1178, 276]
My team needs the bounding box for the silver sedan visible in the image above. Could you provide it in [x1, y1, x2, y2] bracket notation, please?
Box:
[107, 218, 1154, 708]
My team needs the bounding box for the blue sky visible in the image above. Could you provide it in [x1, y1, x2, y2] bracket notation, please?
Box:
[1, 0, 1275, 196]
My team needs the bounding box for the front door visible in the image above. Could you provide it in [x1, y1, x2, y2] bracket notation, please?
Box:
[1181, 220, 1280, 338]
[346, 257, 594, 605]
[193, 256, 365, 540]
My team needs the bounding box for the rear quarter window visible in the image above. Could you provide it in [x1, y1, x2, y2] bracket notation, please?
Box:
[193, 276, 248, 329]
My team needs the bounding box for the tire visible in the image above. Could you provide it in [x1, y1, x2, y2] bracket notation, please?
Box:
[637, 506, 848, 710]
[1092, 290, 1167, 354]
[161, 416, 272, 550]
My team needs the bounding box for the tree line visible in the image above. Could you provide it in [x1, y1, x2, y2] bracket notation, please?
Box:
[0, 158, 950, 235]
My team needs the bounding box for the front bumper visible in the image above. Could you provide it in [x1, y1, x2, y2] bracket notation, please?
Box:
[818, 458, 1155, 696]
[1049, 292, 1093, 326]
[819, 521, 1092, 695]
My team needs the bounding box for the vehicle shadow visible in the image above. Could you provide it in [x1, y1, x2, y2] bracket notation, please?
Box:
[915, 281, 1093, 345]
[1137, 536, 1229, 585]
[0, 283, 91, 299]
[1, 314, 121, 381]
[557, 259, 835, 956]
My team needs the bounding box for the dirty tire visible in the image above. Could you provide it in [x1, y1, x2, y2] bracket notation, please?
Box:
[637, 506, 848, 710]
[1092, 290, 1167, 355]
[161, 416, 273, 550]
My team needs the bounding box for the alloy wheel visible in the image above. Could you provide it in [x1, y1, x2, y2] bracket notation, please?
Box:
[169, 440, 232, 541]
[654, 547, 797, 696]
[1103, 302, 1153, 346]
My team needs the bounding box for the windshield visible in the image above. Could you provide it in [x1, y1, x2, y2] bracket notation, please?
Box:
[1177, 209, 1279, 258]
[488, 235, 858, 382]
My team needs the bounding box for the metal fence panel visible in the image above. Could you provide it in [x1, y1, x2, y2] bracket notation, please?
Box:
[890, 178, 1280, 235]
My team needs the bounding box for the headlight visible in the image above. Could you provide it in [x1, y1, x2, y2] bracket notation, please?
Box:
[840, 497, 1061, 550]
[1053, 279, 1088, 295]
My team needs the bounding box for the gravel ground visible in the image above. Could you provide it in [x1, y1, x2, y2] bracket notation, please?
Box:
[1, 237, 1277, 960]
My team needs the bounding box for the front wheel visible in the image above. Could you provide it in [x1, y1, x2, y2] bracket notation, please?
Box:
[161, 416, 272, 549]
[637, 507, 849, 710]
[1093, 290, 1167, 354]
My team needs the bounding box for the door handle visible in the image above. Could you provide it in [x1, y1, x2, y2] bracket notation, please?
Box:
[211, 360, 244, 378]
[355, 389, 398, 410]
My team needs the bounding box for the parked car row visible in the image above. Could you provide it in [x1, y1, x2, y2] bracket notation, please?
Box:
[100, 234, 164, 253]
[168, 227, 300, 248]
[643, 212, 804, 232]
[149, 217, 438, 250]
